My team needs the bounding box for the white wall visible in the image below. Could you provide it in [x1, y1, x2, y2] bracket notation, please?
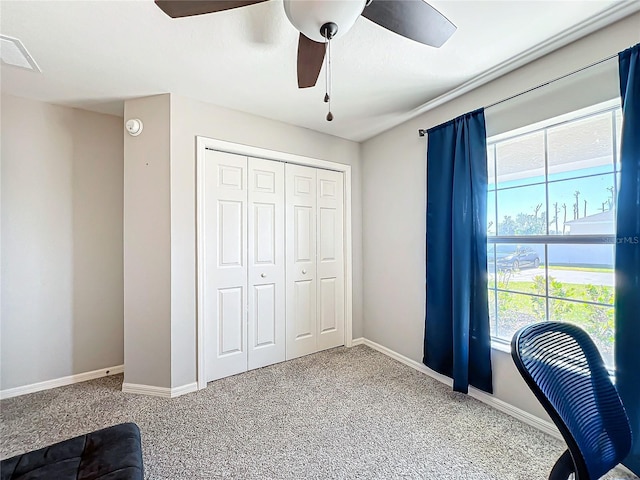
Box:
[1, 94, 124, 390]
[123, 93, 362, 389]
[123, 95, 173, 388]
[361, 14, 640, 420]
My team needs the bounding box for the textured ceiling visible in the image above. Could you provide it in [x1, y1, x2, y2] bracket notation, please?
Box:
[0, 0, 637, 141]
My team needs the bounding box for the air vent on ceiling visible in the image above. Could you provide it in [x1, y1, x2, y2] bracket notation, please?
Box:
[1, 34, 41, 72]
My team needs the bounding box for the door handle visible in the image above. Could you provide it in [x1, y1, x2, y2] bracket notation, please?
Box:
[302, 269, 307, 275]
[261, 273, 266, 278]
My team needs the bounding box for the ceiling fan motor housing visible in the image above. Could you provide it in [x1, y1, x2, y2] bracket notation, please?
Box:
[283, 0, 366, 42]
[321, 22, 338, 40]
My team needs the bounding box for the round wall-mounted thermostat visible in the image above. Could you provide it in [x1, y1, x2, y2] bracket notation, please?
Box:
[125, 118, 143, 136]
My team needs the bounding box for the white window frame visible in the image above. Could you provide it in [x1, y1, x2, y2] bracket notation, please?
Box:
[487, 100, 621, 354]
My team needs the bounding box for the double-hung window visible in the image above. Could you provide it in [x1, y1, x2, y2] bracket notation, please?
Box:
[487, 100, 623, 366]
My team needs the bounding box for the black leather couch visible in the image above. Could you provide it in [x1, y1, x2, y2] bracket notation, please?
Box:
[1, 423, 143, 480]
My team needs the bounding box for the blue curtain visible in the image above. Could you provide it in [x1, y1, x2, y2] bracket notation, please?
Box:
[616, 43, 640, 475]
[423, 108, 493, 394]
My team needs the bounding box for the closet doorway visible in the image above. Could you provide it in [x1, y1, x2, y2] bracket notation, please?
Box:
[196, 137, 353, 389]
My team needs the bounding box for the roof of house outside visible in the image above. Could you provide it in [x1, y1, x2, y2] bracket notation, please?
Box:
[564, 209, 615, 225]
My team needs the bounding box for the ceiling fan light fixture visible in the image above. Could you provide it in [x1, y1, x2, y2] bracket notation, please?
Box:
[283, 0, 366, 42]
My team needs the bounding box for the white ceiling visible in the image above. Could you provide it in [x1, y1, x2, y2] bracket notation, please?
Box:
[1, 0, 637, 141]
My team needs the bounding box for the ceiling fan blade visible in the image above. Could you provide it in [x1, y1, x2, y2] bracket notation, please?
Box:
[155, 0, 269, 18]
[361, 0, 456, 48]
[297, 33, 326, 89]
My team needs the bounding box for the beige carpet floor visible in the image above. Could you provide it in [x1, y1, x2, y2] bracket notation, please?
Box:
[1, 345, 636, 479]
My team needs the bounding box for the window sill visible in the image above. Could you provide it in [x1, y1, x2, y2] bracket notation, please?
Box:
[492, 338, 616, 378]
[491, 340, 512, 354]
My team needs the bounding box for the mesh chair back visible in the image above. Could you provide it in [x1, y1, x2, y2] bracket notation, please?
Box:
[511, 322, 632, 479]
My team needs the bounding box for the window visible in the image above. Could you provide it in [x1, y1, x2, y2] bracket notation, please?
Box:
[487, 101, 623, 366]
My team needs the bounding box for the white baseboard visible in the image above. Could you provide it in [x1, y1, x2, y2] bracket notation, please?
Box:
[468, 385, 562, 440]
[122, 382, 198, 398]
[360, 338, 562, 441]
[351, 337, 365, 346]
[0, 365, 124, 400]
[170, 382, 198, 397]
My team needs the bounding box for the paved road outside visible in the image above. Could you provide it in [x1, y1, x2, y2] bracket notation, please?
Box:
[504, 267, 614, 286]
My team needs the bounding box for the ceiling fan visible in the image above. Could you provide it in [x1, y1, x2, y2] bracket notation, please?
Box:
[155, 0, 456, 119]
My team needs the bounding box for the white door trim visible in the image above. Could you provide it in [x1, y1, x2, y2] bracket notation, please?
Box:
[196, 136, 354, 390]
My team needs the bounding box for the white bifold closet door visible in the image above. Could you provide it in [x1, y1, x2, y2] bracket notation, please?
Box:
[247, 158, 285, 370]
[202, 150, 285, 382]
[285, 164, 344, 360]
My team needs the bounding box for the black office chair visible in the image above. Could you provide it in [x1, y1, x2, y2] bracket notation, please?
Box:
[511, 322, 633, 480]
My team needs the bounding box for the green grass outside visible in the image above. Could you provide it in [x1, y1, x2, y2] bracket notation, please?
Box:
[488, 280, 615, 305]
[543, 265, 614, 273]
[488, 278, 615, 355]
[489, 283, 614, 308]
[494, 265, 614, 273]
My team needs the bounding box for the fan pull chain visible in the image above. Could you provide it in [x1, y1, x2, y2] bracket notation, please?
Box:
[325, 36, 333, 122]
[324, 40, 329, 104]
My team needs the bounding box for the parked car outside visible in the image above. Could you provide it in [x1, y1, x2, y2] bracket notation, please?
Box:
[487, 245, 540, 271]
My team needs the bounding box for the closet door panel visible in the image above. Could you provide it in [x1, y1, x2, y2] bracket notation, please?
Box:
[248, 158, 285, 370]
[218, 287, 244, 354]
[254, 284, 276, 345]
[203, 150, 248, 382]
[286, 164, 317, 359]
[319, 277, 337, 333]
[294, 279, 314, 338]
[316, 170, 345, 351]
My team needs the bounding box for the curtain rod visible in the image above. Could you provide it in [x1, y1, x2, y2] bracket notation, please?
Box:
[418, 53, 618, 137]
